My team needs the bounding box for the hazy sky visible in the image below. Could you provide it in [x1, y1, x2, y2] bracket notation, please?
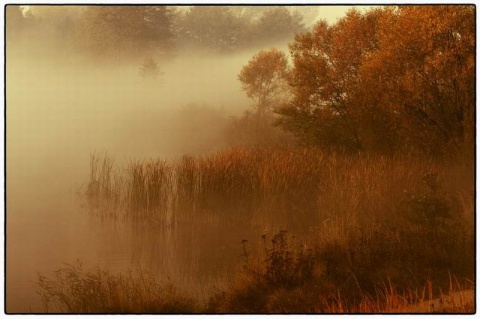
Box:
[312, 6, 356, 24]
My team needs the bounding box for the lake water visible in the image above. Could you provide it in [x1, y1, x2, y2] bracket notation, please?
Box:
[5, 22, 325, 313]
[6, 48, 303, 313]
[6, 152, 277, 312]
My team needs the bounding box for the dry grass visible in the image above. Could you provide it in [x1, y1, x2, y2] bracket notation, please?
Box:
[71, 147, 474, 313]
[37, 258, 474, 314]
[81, 148, 474, 280]
[84, 153, 125, 218]
[127, 159, 173, 221]
[205, 230, 474, 314]
[83, 147, 473, 227]
[37, 262, 198, 313]
[318, 279, 474, 313]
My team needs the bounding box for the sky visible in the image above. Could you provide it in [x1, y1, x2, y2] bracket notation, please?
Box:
[312, 6, 356, 24]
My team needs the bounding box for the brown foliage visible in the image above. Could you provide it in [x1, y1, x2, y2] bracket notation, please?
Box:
[275, 6, 474, 154]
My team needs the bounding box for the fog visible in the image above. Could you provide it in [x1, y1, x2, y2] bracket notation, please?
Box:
[8, 41, 270, 308]
[6, 5, 352, 312]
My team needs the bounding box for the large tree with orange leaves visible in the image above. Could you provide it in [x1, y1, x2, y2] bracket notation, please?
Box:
[360, 6, 475, 153]
[275, 6, 474, 154]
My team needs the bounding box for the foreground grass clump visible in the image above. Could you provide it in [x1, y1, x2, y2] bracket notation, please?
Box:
[38, 231, 474, 314]
[37, 263, 198, 313]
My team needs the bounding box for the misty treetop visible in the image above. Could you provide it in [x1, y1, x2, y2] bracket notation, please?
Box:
[172, 6, 305, 52]
[77, 6, 175, 59]
[7, 5, 309, 57]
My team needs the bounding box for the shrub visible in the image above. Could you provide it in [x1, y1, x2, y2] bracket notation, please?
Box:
[226, 111, 295, 147]
[264, 230, 314, 289]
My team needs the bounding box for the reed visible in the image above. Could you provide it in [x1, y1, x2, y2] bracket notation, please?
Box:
[68, 147, 474, 313]
[82, 147, 473, 230]
[127, 159, 173, 222]
[83, 153, 125, 219]
[175, 155, 199, 217]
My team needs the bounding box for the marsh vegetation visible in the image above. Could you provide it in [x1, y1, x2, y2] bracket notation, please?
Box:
[7, 5, 475, 314]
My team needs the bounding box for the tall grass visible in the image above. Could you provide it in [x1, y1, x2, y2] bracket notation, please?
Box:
[81, 148, 474, 280]
[74, 147, 473, 313]
[84, 153, 125, 219]
[82, 147, 473, 230]
[127, 159, 173, 222]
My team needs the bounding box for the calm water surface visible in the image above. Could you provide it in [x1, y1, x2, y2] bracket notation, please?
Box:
[7, 153, 274, 312]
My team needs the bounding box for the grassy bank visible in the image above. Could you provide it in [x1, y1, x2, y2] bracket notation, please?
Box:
[38, 238, 474, 313]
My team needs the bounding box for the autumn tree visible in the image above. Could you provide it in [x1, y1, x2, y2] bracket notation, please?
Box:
[276, 6, 475, 154]
[360, 5, 475, 153]
[238, 49, 289, 115]
[231, 48, 292, 146]
[277, 9, 382, 150]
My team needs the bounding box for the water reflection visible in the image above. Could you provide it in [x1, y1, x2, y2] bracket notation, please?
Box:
[7, 185, 278, 312]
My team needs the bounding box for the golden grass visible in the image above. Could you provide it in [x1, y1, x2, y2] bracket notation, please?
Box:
[83, 147, 473, 227]
[69, 147, 474, 313]
[318, 279, 474, 313]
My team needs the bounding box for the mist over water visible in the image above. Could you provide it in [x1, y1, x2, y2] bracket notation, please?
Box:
[6, 32, 292, 312]
[5, 4, 370, 312]
[6, 5, 476, 314]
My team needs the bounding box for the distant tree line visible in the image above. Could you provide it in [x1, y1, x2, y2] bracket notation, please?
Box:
[237, 6, 474, 155]
[6, 5, 306, 58]
[174, 6, 305, 52]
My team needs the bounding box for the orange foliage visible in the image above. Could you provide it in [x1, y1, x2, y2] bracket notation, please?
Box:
[275, 6, 474, 155]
